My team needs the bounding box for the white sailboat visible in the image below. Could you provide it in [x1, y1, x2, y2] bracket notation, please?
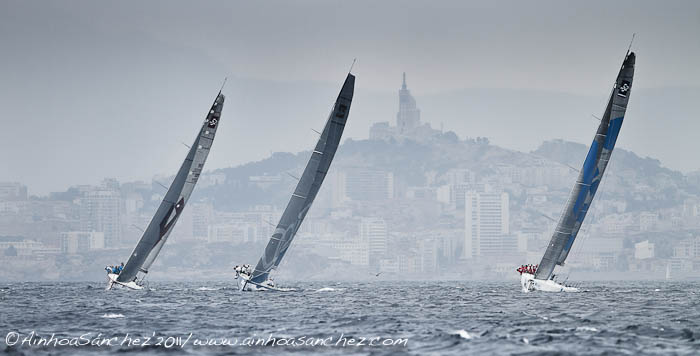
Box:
[106, 90, 225, 290]
[235, 73, 355, 291]
[521, 50, 636, 292]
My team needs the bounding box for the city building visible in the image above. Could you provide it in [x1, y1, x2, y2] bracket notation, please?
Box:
[418, 238, 438, 273]
[0, 236, 45, 256]
[190, 202, 214, 240]
[0, 182, 27, 201]
[360, 217, 387, 266]
[639, 212, 658, 231]
[673, 237, 700, 259]
[207, 224, 253, 244]
[60, 231, 105, 254]
[341, 170, 394, 201]
[335, 233, 370, 266]
[464, 190, 510, 258]
[634, 240, 655, 260]
[79, 181, 122, 248]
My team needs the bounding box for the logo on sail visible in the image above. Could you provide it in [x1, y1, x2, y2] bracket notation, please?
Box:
[208, 115, 219, 128]
[617, 80, 631, 97]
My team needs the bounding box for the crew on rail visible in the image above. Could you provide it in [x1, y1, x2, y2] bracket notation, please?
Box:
[516, 264, 538, 275]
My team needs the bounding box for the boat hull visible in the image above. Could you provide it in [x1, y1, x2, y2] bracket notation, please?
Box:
[236, 274, 282, 292]
[106, 273, 144, 290]
[520, 273, 578, 293]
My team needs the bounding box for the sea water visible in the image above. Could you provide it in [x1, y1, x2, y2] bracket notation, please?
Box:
[1, 281, 698, 355]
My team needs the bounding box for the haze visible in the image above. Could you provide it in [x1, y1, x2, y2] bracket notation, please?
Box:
[1, 0, 699, 194]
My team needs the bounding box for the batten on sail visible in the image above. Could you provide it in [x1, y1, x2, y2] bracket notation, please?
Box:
[112, 91, 225, 287]
[242, 73, 355, 288]
[531, 52, 635, 284]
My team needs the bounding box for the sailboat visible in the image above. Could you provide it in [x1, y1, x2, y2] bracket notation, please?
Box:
[521, 50, 636, 292]
[235, 73, 355, 291]
[106, 89, 225, 290]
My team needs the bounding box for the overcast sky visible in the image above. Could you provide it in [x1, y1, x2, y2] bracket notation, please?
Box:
[1, 0, 699, 194]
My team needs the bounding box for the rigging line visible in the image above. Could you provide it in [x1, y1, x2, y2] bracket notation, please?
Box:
[154, 181, 169, 191]
[131, 224, 145, 233]
[564, 163, 580, 173]
[181, 141, 191, 149]
[286, 172, 300, 181]
[533, 210, 557, 223]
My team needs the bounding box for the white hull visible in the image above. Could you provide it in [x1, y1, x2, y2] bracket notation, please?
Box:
[106, 273, 144, 290]
[236, 273, 284, 292]
[520, 273, 578, 293]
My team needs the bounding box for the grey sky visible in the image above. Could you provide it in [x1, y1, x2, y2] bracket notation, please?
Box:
[1, 0, 699, 194]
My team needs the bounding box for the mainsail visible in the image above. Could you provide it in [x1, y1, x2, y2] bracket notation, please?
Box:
[249, 73, 355, 284]
[534, 52, 635, 281]
[117, 91, 224, 283]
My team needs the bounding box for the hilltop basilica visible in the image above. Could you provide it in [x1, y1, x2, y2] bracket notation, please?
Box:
[369, 73, 442, 142]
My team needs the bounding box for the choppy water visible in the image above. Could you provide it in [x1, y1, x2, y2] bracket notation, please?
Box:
[1, 281, 699, 355]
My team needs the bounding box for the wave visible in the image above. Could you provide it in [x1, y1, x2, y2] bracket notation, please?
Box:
[450, 329, 474, 339]
[101, 313, 125, 319]
[576, 326, 599, 332]
[196, 287, 219, 291]
[316, 287, 343, 292]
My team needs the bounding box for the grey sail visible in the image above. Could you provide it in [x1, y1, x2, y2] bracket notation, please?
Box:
[249, 73, 355, 284]
[534, 52, 635, 281]
[117, 92, 224, 283]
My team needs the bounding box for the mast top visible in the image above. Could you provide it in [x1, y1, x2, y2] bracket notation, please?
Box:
[348, 58, 356, 74]
[626, 33, 636, 57]
[219, 77, 228, 94]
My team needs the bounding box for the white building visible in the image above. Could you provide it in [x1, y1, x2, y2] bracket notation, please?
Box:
[335, 234, 370, 266]
[634, 240, 655, 260]
[60, 231, 105, 254]
[418, 239, 438, 273]
[341, 170, 394, 201]
[207, 224, 254, 244]
[360, 218, 387, 265]
[190, 202, 214, 240]
[464, 191, 509, 258]
[79, 185, 122, 248]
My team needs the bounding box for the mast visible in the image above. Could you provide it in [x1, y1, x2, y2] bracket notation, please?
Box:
[534, 52, 635, 281]
[249, 73, 355, 284]
[117, 91, 225, 283]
